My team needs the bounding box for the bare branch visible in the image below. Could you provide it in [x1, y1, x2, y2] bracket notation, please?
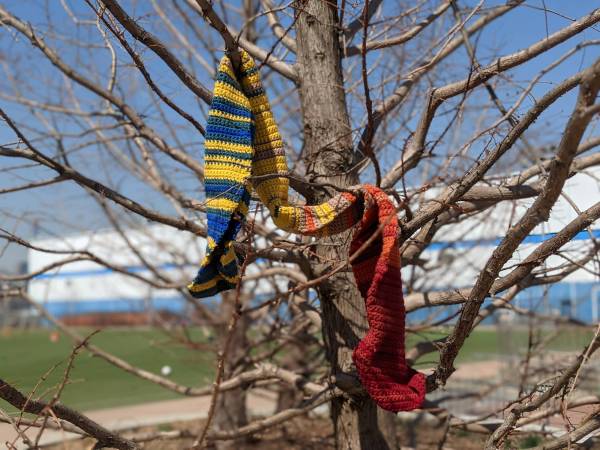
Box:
[0, 378, 138, 450]
[345, 0, 452, 56]
[432, 58, 600, 389]
[97, 0, 213, 104]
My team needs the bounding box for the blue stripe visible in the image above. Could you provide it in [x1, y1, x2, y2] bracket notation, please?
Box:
[42, 297, 188, 317]
[33, 262, 190, 280]
[210, 97, 251, 118]
[207, 124, 252, 140]
[205, 148, 253, 159]
[32, 286, 598, 323]
[206, 179, 248, 192]
[31, 229, 599, 281]
[216, 71, 242, 90]
[38, 293, 279, 318]
[426, 229, 600, 251]
[208, 115, 252, 130]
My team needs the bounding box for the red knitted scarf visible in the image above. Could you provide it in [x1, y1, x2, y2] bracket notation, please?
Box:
[350, 186, 426, 411]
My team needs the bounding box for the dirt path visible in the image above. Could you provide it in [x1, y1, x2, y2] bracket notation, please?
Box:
[0, 391, 277, 449]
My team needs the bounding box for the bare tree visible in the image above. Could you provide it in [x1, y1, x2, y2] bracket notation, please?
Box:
[1, 1, 600, 449]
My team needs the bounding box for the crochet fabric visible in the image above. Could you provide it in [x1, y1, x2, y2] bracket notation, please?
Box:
[188, 51, 425, 412]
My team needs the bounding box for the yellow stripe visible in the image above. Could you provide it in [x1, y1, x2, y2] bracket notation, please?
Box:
[220, 62, 239, 83]
[274, 205, 297, 231]
[221, 247, 236, 266]
[220, 273, 238, 283]
[206, 165, 249, 183]
[187, 271, 238, 293]
[205, 154, 253, 166]
[314, 202, 336, 224]
[204, 140, 253, 154]
[187, 278, 216, 292]
[210, 109, 252, 123]
[207, 236, 216, 249]
[207, 197, 240, 211]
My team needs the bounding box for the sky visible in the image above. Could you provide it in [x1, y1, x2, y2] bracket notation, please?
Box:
[0, 0, 599, 271]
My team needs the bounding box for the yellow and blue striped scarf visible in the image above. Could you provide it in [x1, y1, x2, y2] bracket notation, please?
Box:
[187, 51, 426, 412]
[188, 51, 360, 297]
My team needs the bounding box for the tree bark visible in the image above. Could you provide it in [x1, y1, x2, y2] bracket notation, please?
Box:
[295, 1, 398, 448]
[213, 293, 250, 450]
[274, 312, 311, 413]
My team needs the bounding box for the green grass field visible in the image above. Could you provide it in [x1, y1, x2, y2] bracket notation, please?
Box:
[0, 326, 593, 412]
[0, 328, 214, 411]
[407, 326, 595, 368]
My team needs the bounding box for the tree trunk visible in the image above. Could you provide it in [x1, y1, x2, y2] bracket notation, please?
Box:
[212, 293, 249, 450]
[294, 1, 399, 448]
[275, 314, 310, 413]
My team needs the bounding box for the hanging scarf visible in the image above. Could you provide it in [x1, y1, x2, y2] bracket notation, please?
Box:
[188, 51, 425, 412]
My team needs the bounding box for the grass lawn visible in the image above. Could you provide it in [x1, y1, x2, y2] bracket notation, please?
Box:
[0, 327, 214, 412]
[407, 326, 595, 368]
[0, 325, 593, 412]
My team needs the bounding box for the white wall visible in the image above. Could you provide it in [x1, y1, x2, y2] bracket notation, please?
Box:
[28, 224, 204, 307]
[27, 166, 600, 314]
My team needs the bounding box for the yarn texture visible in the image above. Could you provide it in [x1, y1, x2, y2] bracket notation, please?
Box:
[188, 51, 425, 412]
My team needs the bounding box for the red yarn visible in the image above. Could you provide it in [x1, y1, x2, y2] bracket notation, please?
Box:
[350, 185, 426, 412]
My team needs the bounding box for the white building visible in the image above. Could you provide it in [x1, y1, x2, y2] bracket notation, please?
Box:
[410, 166, 600, 324]
[28, 224, 203, 318]
[28, 166, 600, 323]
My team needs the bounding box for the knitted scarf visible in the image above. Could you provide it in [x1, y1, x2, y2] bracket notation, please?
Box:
[188, 51, 425, 412]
